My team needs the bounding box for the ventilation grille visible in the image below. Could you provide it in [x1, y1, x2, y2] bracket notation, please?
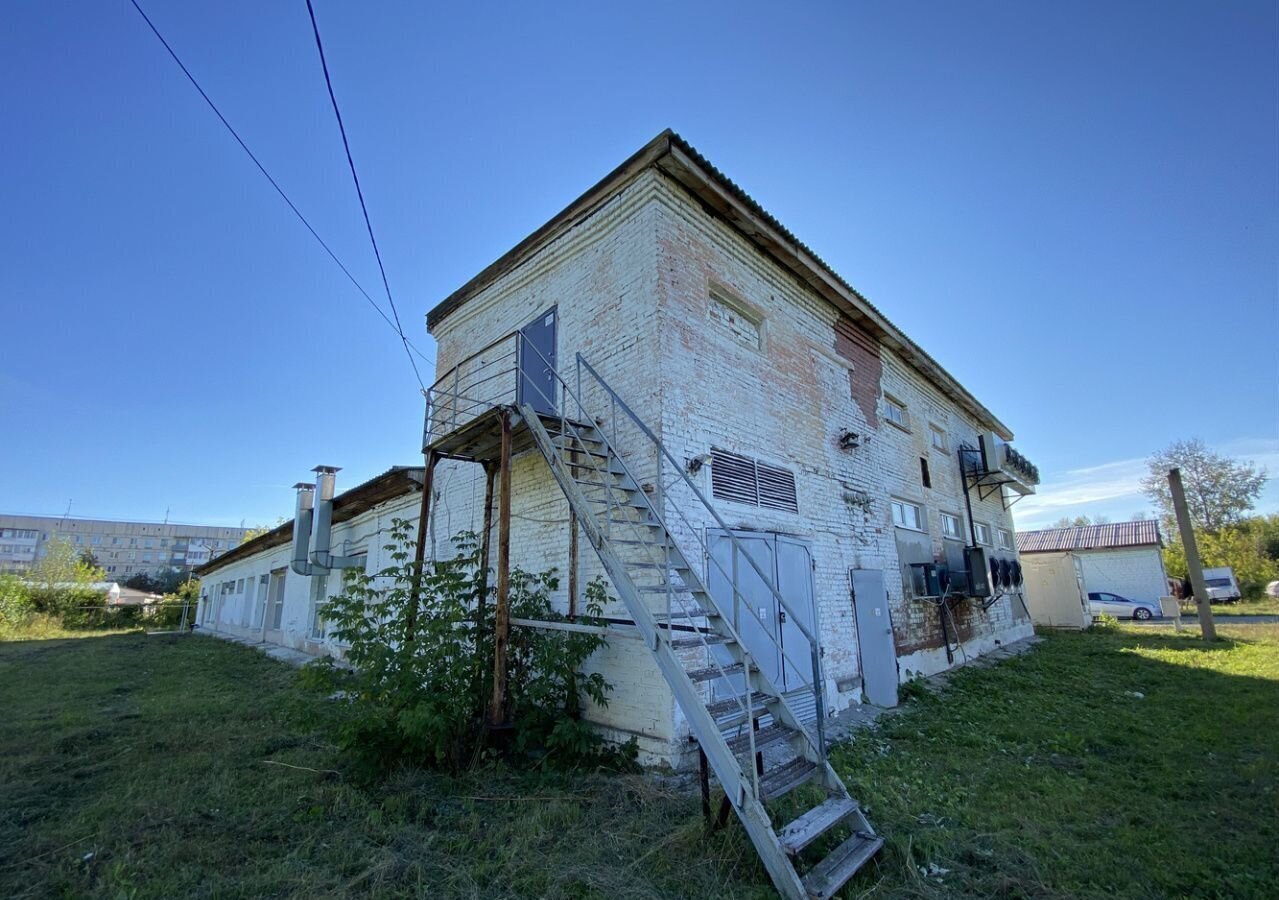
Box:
[711, 448, 798, 513]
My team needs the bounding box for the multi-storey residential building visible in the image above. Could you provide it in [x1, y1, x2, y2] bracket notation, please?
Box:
[0, 514, 249, 579]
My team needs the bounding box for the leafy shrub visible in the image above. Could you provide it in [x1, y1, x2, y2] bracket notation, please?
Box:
[300, 520, 634, 778]
[0, 574, 34, 629]
[1089, 613, 1120, 632]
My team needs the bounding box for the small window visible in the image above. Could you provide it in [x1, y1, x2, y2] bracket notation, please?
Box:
[891, 499, 924, 532]
[997, 528, 1013, 550]
[236, 578, 245, 593]
[974, 522, 992, 545]
[919, 457, 931, 489]
[884, 396, 909, 430]
[710, 448, 798, 513]
[941, 512, 963, 540]
[930, 424, 947, 451]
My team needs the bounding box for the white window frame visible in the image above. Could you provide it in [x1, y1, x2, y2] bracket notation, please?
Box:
[884, 395, 909, 431]
[997, 528, 1014, 550]
[974, 522, 992, 546]
[930, 424, 948, 451]
[891, 498, 925, 532]
[941, 512, 963, 541]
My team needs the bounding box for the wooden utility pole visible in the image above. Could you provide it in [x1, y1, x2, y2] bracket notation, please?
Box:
[1168, 467, 1217, 642]
[407, 450, 439, 642]
[489, 410, 513, 726]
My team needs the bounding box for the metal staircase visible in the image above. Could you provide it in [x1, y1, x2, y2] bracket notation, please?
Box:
[514, 352, 883, 900]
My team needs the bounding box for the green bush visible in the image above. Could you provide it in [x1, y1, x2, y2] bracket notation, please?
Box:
[0, 574, 34, 629]
[299, 520, 634, 779]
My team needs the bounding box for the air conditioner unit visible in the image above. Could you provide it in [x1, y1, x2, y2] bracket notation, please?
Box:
[965, 546, 991, 598]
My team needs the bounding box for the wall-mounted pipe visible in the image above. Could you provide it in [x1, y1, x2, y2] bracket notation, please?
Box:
[309, 466, 365, 570]
[290, 483, 317, 576]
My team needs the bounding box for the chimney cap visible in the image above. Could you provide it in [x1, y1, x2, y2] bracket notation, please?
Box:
[293, 482, 315, 491]
[312, 465, 342, 475]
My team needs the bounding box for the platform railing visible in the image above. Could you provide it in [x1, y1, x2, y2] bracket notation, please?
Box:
[422, 332, 520, 450]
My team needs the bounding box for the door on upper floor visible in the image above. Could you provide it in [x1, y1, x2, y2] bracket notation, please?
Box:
[517, 307, 557, 416]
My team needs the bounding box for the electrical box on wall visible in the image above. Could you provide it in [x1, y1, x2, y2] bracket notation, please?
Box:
[909, 562, 948, 598]
[965, 546, 991, 598]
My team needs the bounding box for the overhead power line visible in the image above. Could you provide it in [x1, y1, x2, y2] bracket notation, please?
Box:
[303, 0, 425, 393]
[126, 0, 434, 376]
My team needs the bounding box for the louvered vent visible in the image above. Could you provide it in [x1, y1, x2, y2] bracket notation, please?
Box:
[710, 448, 798, 513]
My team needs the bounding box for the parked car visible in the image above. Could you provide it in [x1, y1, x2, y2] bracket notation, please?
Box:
[1201, 567, 1242, 603]
[1088, 592, 1159, 621]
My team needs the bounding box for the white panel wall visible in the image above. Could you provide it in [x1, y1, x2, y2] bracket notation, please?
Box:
[1076, 547, 1167, 605]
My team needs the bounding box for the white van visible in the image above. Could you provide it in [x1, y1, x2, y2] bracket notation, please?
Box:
[1202, 567, 1242, 603]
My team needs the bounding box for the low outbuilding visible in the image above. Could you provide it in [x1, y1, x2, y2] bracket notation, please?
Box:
[1016, 520, 1167, 628]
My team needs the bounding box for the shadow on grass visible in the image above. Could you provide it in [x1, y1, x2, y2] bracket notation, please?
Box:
[832, 626, 1279, 899]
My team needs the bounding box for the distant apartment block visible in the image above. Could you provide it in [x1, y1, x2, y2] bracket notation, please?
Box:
[0, 514, 250, 579]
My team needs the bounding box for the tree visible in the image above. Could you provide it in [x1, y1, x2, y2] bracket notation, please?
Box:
[240, 526, 270, 545]
[1141, 439, 1267, 534]
[1051, 515, 1108, 528]
[25, 538, 107, 621]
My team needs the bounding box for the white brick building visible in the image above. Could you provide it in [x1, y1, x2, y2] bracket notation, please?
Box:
[198, 131, 1038, 771]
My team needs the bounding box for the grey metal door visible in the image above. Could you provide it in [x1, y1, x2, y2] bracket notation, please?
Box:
[708, 531, 781, 688]
[851, 569, 898, 708]
[776, 537, 816, 693]
[707, 532, 819, 694]
[517, 307, 557, 415]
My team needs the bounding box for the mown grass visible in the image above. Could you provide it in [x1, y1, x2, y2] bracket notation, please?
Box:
[1, 625, 1275, 898]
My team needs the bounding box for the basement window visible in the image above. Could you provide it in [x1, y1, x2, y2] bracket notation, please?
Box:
[920, 457, 932, 488]
[891, 499, 925, 532]
[711, 448, 798, 513]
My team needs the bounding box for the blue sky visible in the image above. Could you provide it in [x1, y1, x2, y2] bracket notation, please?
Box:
[1, 1, 1275, 530]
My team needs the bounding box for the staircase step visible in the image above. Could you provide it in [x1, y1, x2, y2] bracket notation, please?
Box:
[802, 833, 884, 900]
[758, 756, 820, 801]
[658, 605, 720, 620]
[778, 796, 861, 856]
[686, 662, 746, 682]
[727, 722, 794, 755]
[637, 584, 692, 593]
[670, 633, 733, 649]
[706, 690, 772, 719]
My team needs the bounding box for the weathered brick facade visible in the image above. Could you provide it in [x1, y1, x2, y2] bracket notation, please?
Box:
[200, 136, 1034, 769]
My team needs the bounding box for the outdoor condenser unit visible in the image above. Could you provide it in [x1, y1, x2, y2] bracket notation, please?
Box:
[965, 546, 991, 598]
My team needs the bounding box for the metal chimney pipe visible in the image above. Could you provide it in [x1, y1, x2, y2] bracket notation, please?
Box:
[309, 466, 364, 570]
[290, 483, 317, 576]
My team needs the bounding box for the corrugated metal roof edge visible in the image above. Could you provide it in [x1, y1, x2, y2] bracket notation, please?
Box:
[425, 129, 1013, 440]
[1015, 520, 1163, 554]
[195, 466, 424, 577]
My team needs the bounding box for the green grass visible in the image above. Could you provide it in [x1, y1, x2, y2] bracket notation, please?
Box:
[833, 622, 1279, 898]
[1, 625, 1276, 898]
[1200, 596, 1279, 616]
